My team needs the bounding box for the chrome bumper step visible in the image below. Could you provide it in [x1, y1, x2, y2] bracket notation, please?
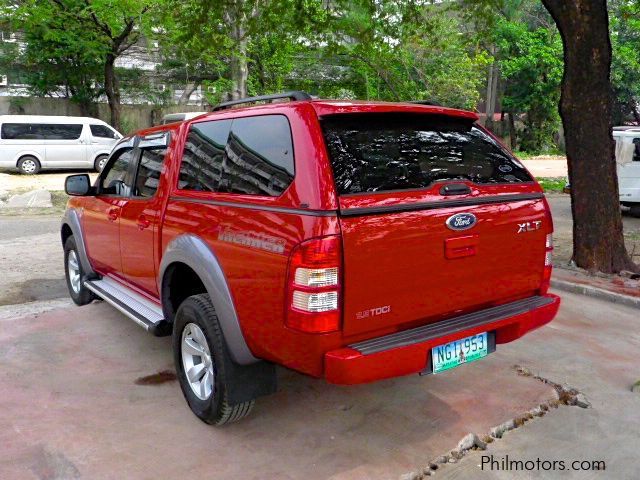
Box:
[85, 277, 170, 336]
[349, 296, 554, 355]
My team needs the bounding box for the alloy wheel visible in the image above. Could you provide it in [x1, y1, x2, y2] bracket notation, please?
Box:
[67, 250, 81, 294]
[181, 323, 215, 401]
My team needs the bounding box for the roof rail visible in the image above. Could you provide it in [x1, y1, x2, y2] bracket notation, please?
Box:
[212, 91, 312, 111]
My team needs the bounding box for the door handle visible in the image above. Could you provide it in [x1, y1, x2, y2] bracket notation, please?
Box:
[107, 207, 119, 222]
[136, 214, 151, 230]
[445, 234, 479, 259]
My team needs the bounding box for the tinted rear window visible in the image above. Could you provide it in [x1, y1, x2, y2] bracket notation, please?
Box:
[1, 123, 83, 140]
[321, 114, 532, 195]
[177, 115, 294, 197]
[223, 115, 294, 195]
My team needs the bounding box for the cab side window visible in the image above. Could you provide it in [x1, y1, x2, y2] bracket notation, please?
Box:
[101, 148, 136, 196]
[222, 115, 294, 196]
[178, 120, 231, 192]
[133, 147, 167, 198]
[633, 138, 640, 162]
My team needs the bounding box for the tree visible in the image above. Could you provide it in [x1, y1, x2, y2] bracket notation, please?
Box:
[542, 0, 637, 272]
[7, 0, 157, 131]
[320, 0, 489, 107]
[610, 0, 640, 124]
[2, 1, 103, 115]
[494, 17, 563, 152]
[83, 0, 154, 131]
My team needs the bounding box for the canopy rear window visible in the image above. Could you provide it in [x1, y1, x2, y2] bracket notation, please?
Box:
[321, 113, 532, 195]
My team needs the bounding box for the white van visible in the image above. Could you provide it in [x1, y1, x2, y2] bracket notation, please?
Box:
[0, 115, 122, 174]
[614, 128, 640, 215]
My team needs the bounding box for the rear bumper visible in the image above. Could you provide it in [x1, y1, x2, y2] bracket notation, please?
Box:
[324, 294, 560, 385]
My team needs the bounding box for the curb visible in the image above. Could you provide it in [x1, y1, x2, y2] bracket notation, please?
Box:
[551, 279, 640, 309]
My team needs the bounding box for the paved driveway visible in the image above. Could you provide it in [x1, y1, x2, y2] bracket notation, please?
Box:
[2, 291, 639, 479]
[1, 300, 554, 480]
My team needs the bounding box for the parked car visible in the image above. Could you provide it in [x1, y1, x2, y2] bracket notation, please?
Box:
[160, 111, 207, 125]
[0, 115, 122, 174]
[61, 91, 560, 425]
[615, 128, 640, 216]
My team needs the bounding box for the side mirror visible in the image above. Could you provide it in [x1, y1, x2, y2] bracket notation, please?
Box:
[65, 174, 93, 196]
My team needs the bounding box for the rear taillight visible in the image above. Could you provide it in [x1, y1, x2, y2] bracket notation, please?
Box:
[541, 233, 553, 294]
[286, 235, 342, 333]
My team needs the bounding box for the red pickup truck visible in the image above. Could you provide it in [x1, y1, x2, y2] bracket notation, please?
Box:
[62, 92, 560, 425]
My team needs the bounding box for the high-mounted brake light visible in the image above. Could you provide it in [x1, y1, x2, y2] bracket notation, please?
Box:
[286, 236, 342, 333]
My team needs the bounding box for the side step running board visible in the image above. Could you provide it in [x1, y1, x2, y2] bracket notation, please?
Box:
[85, 277, 170, 336]
[349, 296, 555, 355]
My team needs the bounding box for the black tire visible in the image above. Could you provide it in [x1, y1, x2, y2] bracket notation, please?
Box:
[94, 155, 109, 173]
[173, 294, 254, 425]
[17, 156, 41, 175]
[64, 236, 94, 306]
[629, 204, 640, 218]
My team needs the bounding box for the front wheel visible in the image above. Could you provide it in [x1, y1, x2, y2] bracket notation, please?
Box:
[173, 294, 254, 425]
[64, 236, 94, 305]
[94, 155, 108, 173]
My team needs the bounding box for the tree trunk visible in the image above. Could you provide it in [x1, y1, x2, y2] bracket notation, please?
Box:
[178, 82, 199, 105]
[484, 45, 499, 132]
[229, 29, 248, 100]
[104, 53, 122, 131]
[542, 0, 636, 273]
[508, 111, 518, 150]
[229, 18, 249, 100]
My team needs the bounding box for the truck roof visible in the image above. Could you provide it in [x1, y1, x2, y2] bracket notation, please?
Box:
[167, 99, 479, 126]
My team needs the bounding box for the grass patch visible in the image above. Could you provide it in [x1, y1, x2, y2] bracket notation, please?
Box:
[0, 189, 68, 216]
[536, 177, 567, 192]
[514, 150, 536, 160]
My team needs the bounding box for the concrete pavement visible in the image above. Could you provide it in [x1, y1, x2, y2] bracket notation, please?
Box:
[1, 291, 639, 479]
[519, 159, 567, 178]
[432, 290, 640, 480]
[0, 299, 555, 480]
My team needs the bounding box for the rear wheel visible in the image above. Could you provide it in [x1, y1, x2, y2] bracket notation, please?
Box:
[173, 294, 254, 425]
[94, 155, 109, 173]
[629, 204, 640, 218]
[17, 156, 41, 175]
[64, 236, 94, 305]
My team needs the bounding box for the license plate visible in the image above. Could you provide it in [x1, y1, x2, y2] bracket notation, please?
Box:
[431, 332, 488, 374]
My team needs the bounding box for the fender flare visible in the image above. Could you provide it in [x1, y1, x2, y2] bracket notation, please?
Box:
[159, 234, 259, 365]
[61, 208, 96, 277]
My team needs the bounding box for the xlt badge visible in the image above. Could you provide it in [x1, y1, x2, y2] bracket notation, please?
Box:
[517, 221, 542, 233]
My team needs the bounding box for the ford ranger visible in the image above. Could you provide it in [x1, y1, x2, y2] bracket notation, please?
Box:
[61, 91, 560, 425]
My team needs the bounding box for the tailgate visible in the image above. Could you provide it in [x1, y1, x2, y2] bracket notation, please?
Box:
[320, 112, 550, 337]
[338, 194, 547, 336]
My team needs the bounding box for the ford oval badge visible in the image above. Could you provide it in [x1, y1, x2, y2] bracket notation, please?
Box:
[446, 213, 477, 231]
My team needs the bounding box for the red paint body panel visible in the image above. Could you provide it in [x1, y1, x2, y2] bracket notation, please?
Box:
[73, 99, 560, 382]
[81, 196, 124, 275]
[337, 185, 549, 338]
